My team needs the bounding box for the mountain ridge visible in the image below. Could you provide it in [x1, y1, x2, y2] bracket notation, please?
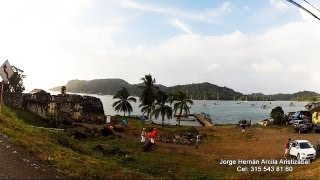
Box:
[50, 79, 320, 101]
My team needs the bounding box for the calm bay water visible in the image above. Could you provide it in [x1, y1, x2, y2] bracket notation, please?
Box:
[48, 91, 308, 126]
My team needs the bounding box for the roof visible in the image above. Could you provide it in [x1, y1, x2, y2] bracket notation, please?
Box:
[29, 89, 48, 94]
[306, 102, 320, 111]
[311, 106, 320, 112]
[294, 140, 311, 143]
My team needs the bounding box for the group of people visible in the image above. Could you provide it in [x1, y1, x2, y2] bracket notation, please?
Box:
[140, 127, 201, 150]
[140, 128, 159, 151]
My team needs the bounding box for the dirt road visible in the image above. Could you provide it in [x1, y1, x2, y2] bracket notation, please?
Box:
[0, 133, 66, 179]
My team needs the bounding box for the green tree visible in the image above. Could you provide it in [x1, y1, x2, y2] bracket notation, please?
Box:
[173, 91, 193, 125]
[153, 90, 173, 125]
[113, 87, 137, 117]
[270, 106, 284, 125]
[4, 66, 25, 93]
[139, 74, 158, 120]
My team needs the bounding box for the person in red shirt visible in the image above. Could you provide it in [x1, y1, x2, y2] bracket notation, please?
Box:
[284, 138, 291, 158]
[151, 128, 159, 143]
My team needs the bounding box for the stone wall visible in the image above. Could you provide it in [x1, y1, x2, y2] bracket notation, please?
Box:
[3, 91, 105, 125]
[53, 94, 104, 115]
[26, 100, 49, 119]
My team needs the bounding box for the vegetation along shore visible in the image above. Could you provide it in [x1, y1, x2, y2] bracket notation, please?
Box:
[1, 67, 320, 179]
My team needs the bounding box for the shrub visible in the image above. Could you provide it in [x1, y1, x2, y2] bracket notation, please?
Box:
[270, 106, 284, 125]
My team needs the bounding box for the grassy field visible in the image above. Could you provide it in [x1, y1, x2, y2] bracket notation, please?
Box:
[0, 107, 226, 179]
[1, 106, 320, 179]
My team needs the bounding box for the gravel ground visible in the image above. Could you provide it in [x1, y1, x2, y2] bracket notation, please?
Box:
[0, 133, 67, 179]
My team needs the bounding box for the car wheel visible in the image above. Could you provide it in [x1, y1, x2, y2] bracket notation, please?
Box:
[297, 154, 300, 160]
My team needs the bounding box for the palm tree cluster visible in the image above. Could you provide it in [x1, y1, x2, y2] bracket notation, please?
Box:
[112, 74, 193, 125]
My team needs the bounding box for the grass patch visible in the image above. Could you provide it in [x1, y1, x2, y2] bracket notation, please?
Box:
[9, 108, 55, 128]
[0, 107, 225, 179]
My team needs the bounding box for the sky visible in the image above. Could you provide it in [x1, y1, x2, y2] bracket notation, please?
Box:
[1, 0, 320, 94]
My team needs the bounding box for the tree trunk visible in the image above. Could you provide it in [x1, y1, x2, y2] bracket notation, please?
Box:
[124, 111, 126, 117]
[178, 108, 183, 125]
[162, 115, 164, 126]
[149, 108, 152, 121]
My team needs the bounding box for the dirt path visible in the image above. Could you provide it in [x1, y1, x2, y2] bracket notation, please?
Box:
[0, 133, 67, 179]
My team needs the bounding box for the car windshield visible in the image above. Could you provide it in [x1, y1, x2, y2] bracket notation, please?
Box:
[299, 142, 312, 149]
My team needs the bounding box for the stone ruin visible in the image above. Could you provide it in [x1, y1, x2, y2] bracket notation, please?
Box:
[157, 129, 200, 146]
[3, 89, 106, 130]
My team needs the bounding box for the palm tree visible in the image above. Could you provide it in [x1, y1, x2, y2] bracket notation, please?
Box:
[153, 90, 173, 125]
[173, 91, 193, 125]
[113, 87, 137, 117]
[139, 74, 158, 120]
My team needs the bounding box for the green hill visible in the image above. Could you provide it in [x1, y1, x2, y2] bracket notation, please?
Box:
[51, 79, 131, 95]
[50, 79, 320, 101]
[50, 79, 242, 100]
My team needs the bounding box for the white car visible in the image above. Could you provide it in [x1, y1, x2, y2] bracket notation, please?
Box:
[289, 140, 316, 160]
[293, 120, 304, 127]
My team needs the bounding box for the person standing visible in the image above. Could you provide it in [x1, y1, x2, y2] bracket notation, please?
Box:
[195, 133, 200, 149]
[241, 125, 246, 134]
[141, 128, 147, 143]
[151, 128, 159, 144]
[284, 138, 291, 158]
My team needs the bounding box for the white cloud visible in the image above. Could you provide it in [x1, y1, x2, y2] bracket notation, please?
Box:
[170, 18, 193, 34]
[0, 0, 125, 90]
[121, 0, 232, 23]
[207, 64, 220, 71]
[2, 0, 320, 95]
[101, 19, 320, 94]
[270, 0, 289, 12]
[287, 65, 308, 73]
[250, 58, 283, 73]
[220, 2, 232, 14]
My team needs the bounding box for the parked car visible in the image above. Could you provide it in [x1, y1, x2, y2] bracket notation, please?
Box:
[291, 111, 312, 121]
[289, 140, 316, 160]
[315, 125, 320, 133]
[305, 123, 313, 132]
[293, 120, 305, 128]
[294, 124, 308, 133]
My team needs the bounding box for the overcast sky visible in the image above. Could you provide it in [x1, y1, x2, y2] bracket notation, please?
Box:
[1, 0, 320, 94]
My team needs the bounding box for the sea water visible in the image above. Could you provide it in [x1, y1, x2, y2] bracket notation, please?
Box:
[48, 91, 308, 126]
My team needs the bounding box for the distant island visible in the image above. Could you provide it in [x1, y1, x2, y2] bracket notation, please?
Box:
[50, 79, 320, 101]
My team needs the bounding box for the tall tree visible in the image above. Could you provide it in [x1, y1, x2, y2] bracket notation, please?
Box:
[153, 90, 173, 125]
[113, 87, 137, 117]
[139, 74, 158, 120]
[173, 91, 193, 125]
[4, 66, 25, 93]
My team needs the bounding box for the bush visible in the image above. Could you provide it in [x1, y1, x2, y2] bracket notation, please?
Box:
[270, 106, 284, 125]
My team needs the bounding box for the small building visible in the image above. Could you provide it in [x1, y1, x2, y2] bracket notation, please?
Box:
[25, 89, 52, 101]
